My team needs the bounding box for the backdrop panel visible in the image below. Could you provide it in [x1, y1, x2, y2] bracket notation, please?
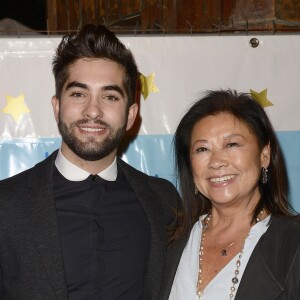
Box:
[0, 35, 299, 212]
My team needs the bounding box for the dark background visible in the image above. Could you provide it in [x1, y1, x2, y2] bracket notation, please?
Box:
[0, 0, 46, 31]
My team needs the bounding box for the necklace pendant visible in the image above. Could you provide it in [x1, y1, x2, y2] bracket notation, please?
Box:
[221, 249, 227, 256]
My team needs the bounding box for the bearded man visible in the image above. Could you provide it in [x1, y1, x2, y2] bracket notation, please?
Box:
[0, 24, 180, 300]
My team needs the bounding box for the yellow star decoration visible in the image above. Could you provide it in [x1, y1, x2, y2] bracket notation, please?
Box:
[250, 89, 273, 107]
[1, 94, 30, 122]
[139, 73, 159, 100]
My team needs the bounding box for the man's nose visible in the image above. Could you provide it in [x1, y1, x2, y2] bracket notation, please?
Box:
[83, 98, 103, 120]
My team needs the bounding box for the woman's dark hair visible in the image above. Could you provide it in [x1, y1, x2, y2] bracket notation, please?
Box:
[52, 24, 139, 107]
[173, 89, 291, 240]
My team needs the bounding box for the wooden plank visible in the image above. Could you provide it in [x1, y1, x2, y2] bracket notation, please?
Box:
[232, 0, 275, 23]
[46, 0, 300, 33]
[276, 0, 300, 22]
[174, 0, 223, 32]
[228, 0, 275, 31]
[47, 0, 58, 33]
[68, 0, 81, 31]
[141, 0, 162, 32]
[81, 0, 97, 25]
[56, 0, 70, 32]
[221, 0, 236, 27]
[176, 0, 201, 32]
[120, 0, 141, 16]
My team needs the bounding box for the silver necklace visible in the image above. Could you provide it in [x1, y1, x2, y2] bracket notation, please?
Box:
[197, 214, 210, 298]
[197, 214, 250, 299]
[229, 233, 249, 299]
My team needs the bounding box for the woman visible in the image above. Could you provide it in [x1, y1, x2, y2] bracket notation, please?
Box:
[159, 89, 300, 300]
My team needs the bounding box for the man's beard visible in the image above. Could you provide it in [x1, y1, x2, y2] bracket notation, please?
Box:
[58, 118, 126, 161]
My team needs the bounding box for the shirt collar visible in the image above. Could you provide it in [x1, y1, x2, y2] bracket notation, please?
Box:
[55, 149, 118, 181]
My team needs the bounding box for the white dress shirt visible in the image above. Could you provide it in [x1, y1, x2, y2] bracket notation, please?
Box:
[169, 214, 271, 300]
[55, 149, 117, 181]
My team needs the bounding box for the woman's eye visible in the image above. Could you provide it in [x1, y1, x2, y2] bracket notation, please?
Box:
[227, 142, 239, 148]
[196, 147, 208, 152]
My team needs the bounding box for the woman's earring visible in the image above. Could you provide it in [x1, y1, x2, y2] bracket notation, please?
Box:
[194, 185, 198, 195]
[262, 167, 268, 184]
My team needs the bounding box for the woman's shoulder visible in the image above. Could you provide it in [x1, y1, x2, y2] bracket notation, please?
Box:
[271, 215, 300, 229]
[263, 215, 300, 246]
[256, 215, 300, 283]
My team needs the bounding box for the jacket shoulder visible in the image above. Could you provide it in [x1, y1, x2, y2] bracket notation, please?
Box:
[117, 157, 178, 189]
[261, 216, 300, 251]
[267, 216, 300, 239]
[260, 216, 300, 274]
[117, 157, 181, 221]
[0, 150, 57, 190]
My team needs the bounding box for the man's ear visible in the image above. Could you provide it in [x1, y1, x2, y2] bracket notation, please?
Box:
[51, 96, 59, 123]
[126, 103, 138, 131]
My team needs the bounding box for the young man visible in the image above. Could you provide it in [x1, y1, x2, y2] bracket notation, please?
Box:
[0, 24, 180, 300]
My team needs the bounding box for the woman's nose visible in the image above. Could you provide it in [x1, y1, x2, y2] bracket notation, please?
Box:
[208, 150, 229, 169]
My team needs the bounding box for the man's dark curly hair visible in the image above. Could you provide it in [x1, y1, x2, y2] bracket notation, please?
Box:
[52, 24, 139, 107]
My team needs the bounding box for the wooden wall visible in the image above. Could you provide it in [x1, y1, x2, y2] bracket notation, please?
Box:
[47, 0, 300, 34]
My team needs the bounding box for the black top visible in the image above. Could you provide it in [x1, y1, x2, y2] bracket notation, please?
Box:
[54, 166, 150, 300]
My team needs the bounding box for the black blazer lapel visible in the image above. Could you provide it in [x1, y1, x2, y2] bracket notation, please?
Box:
[236, 244, 283, 300]
[28, 152, 68, 299]
[117, 159, 167, 299]
[158, 233, 190, 300]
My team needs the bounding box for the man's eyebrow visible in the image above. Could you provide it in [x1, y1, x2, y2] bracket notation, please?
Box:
[65, 82, 125, 98]
[65, 81, 88, 91]
[102, 85, 125, 97]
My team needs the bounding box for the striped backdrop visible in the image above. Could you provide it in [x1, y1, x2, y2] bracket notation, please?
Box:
[0, 35, 299, 212]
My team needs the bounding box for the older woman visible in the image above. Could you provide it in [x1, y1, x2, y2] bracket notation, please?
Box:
[159, 90, 300, 300]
